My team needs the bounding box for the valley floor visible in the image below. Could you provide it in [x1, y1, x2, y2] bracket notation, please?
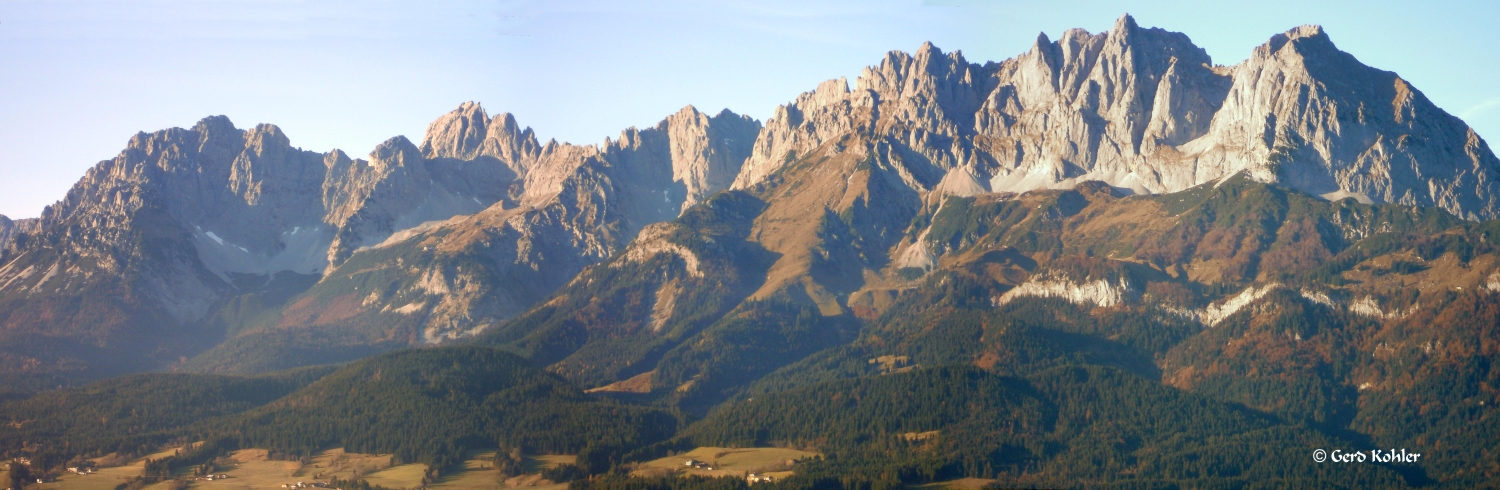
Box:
[25, 448, 576, 490]
[632, 447, 817, 480]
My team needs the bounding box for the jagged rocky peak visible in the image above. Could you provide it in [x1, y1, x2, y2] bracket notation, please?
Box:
[858, 40, 982, 135]
[1092, 14, 1219, 147]
[419, 101, 542, 175]
[733, 76, 876, 188]
[421, 101, 488, 159]
[217, 104, 765, 352]
[566, 105, 760, 213]
[227, 124, 318, 208]
[0, 215, 36, 257]
[732, 13, 1500, 220]
[370, 135, 425, 173]
[184, 114, 246, 166]
[975, 13, 1236, 193]
[31, 115, 332, 256]
[322, 135, 448, 266]
[1259, 24, 1329, 56]
[322, 148, 353, 170]
[1196, 23, 1500, 219]
[659, 105, 761, 209]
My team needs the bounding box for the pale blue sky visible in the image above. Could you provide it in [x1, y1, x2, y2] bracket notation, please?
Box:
[1, 0, 1497, 219]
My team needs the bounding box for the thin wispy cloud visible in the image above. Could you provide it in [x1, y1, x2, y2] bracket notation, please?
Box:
[1461, 97, 1500, 119]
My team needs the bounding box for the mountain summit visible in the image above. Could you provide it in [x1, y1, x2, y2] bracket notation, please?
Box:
[0, 102, 761, 383]
[0, 15, 1495, 387]
[5, 15, 1500, 489]
[736, 15, 1500, 220]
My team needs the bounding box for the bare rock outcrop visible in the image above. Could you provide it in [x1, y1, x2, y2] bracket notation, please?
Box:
[180, 103, 761, 372]
[6, 14, 1497, 382]
[0, 99, 762, 378]
[662, 106, 760, 210]
[0, 215, 37, 259]
[731, 14, 1500, 220]
[302, 104, 760, 344]
[1182, 25, 1500, 219]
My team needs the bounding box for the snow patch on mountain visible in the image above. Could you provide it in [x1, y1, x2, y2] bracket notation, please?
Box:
[193, 225, 332, 283]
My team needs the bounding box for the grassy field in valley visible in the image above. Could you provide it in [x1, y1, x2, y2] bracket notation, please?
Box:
[35, 447, 186, 490]
[634, 447, 817, 479]
[910, 478, 997, 489]
[20, 448, 578, 490]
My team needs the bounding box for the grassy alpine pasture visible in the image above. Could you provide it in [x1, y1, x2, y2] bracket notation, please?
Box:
[295, 448, 395, 482]
[34, 447, 568, 490]
[634, 447, 816, 479]
[910, 478, 997, 490]
[38, 468, 145, 490]
[524, 455, 576, 471]
[422, 452, 569, 490]
[359, 464, 426, 490]
[35, 447, 185, 490]
[194, 449, 302, 490]
[424, 453, 500, 490]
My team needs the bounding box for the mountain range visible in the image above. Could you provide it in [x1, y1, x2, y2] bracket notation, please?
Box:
[2, 15, 1500, 487]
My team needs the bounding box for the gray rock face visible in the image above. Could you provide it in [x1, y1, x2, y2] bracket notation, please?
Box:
[732, 15, 1500, 220]
[322, 135, 494, 265]
[235, 104, 764, 352]
[136, 103, 762, 373]
[661, 106, 761, 211]
[420, 101, 541, 173]
[5, 14, 1496, 381]
[4, 111, 515, 307]
[0, 215, 37, 259]
[0, 99, 763, 377]
[1184, 25, 1500, 218]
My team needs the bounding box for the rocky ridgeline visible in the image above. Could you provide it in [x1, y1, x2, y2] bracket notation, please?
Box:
[0, 215, 37, 259]
[300, 104, 763, 347]
[733, 15, 1500, 220]
[0, 98, 761, 379]
[1, 14, 1497, 383]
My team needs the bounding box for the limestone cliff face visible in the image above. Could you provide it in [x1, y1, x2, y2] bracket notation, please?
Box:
[5, 14, 1497, 384]
[0, 101, 761, 378]
[662, 107, 761, 211]
[732, 15, 1500, 220]
[1184, 25, 1500, 219]
[419, 101, 541, 173]
[733, 77, 880, 188]
[286, 104, 760, 346]
[0, 217, 11, 255]
[180, 103, 761, 373]
[706, 15, 1500, 325]
[321, 135, 499, 265]
[3, 117, 317, 326]
[1, 114, 510, 307]
[0, 215, 37, 259]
